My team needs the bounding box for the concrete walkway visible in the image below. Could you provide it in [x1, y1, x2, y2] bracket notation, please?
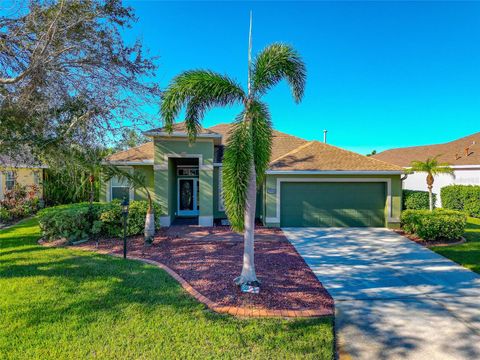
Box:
[283, 227, 480, 360]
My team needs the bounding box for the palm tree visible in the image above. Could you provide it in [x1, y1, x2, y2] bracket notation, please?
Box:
[160, 15, 306, 287]
[103, 166, 156, 244]
[409, 156, 454, 211]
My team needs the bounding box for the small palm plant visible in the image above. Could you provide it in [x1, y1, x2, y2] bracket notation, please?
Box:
[160, 16, 306, 287]
[409, 156, 454, 211]
[103, 166, 156, 244]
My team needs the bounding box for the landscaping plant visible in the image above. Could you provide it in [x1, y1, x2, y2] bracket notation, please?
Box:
[402, 190, 436, 210]
[37, 201, 160, 243]
[441, 185, 480, 218]
[160, 15, 306, 287]
[401, 209, 466, 241]
[102, 166, 157, 244]
[409, 156, 454, 211]
[0, 184, 40, 221]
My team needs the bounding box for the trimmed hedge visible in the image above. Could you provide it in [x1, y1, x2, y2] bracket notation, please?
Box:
[441, 185, 480, 218]
[38, 201, 160, 242]
[402, 190, 436, 210]
[401, 209, 466, 241]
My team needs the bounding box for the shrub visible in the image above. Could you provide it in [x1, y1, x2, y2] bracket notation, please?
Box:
[0, 207, 11, 223]
[402, 190, 436, 210]
[401, 209, 466, 241]
[100, 200, 161, 237]
[441, 185, 480, 217]
[38, 202, 110, 242]
[0, 184, 41, 220]
[37, 201, 160, 242]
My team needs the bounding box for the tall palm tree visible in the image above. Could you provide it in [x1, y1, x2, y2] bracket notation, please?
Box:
[160, 16, 306, 286]
[409, 156, 454, 211]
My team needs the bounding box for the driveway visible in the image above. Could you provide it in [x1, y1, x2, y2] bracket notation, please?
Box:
[283, 227, 480, 360]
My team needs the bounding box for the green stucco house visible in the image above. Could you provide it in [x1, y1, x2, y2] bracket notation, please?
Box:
[102, 122, 404, 228]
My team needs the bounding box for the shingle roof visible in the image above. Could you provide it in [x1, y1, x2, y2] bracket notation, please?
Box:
[269, 141, 403, 172]
[208, 123, 307, 161]
[106, 122, 402, 172]
[373, 132, 480, 167]
[106, 142, 154, 162]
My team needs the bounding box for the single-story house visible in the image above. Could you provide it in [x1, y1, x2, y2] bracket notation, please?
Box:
[0, 153, 46, 201]
[102, 123, 404, 228]
[373, 132, 480, 206]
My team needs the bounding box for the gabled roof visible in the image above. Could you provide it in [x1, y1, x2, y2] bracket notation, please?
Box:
[106, 142, 154, 163]
[208, 123, 308, 161]
[106, 122, 403, 172]
[269, 141, 403, 172]
[373, 132, 480, 167]
[144, 122, 220, 136]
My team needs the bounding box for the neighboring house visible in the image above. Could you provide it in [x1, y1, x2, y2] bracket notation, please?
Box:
[374, 132, 480, 206]
[102, 122, 404, 228]
[0, 153, 46, 201]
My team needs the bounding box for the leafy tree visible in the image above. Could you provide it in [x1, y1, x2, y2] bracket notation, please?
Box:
[366, 150, 377, 157]
[0, 0, 159, 160]
[114, 128, 149, 152]
[409, 156, 454, 211]
[160, 16, 306, 286]
[102, 166, 155, 244]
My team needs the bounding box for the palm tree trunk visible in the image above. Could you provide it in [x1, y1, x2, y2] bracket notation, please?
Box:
[144, 189, 155, 244]
[236, 160, 258, 284]
[428, 185, 433, 211]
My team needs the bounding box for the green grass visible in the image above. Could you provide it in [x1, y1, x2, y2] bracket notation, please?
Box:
[0, 218, 334, 359]
[431, 217, 480, 274]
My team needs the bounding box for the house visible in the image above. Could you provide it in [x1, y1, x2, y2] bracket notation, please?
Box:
[373, 132, 480, 206]
[0, 153, 46, 201]
[102, 123, 404, 228]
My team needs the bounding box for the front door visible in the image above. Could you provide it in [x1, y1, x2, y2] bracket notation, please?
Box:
[178, 178, 199, 216]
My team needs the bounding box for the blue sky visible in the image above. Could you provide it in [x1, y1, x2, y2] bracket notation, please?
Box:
[125, 1, 480, 154]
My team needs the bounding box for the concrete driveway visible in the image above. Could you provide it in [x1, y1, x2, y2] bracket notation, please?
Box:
[283, 227, 480, 360]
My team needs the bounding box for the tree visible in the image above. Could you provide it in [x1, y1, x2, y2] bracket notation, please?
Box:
[114, 128, 149, 152]
[409, 156, 454, 211]
[366, 150, 377, 157]
[103, 166, 155, 244]
[0, 0, 159, 160]
[160, 14, 306, 287]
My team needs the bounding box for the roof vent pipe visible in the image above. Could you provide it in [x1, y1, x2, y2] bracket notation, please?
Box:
[323, 129, 328, 143]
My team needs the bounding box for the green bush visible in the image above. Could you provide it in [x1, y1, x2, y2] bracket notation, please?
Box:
[401, 209, 466, 241]
[441, 185, 480, 217]
[100, 201, 161, 237]
[0, 207, 11, 223]
[37, 201, 160, 242]
[402, 190, 436, 210]
[38, 202, 110, 242]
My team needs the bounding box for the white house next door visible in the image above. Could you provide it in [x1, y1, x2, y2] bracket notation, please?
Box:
[178, 178, 199, 216]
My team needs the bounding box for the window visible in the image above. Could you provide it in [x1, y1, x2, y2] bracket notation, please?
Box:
[6, 171, 15, 191]
[110, 176, 131, 201]
[218, 169, 225, 211]
[177, 167, 199, 176]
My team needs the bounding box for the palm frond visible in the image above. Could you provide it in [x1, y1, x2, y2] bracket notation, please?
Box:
[251, 43, 306, 102]
[160, 70, 246, 142]
[249, 100, 273, 185]
[222, 116, 253, 232]
[410, 155, 454, 176]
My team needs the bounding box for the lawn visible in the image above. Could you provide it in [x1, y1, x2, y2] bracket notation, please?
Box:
[431, 217, 480, 274]
[0, 218, 334, 359]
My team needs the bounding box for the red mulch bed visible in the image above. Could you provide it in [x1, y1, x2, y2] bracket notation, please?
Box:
[74, 226, 334, 314]
[394, 229, 466, 247]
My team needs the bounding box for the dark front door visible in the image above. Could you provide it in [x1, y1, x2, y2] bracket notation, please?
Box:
[178, 178, 199, 216]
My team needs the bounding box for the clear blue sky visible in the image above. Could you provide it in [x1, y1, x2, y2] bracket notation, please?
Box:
[125, 1, 480, 154]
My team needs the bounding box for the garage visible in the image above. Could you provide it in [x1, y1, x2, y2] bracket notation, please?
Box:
[280, 182, 387, 227]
